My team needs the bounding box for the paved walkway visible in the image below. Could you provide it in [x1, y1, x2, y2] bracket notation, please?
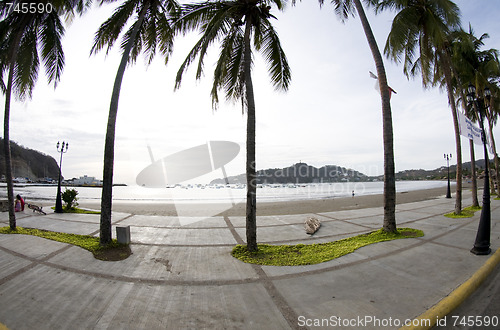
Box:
[0, 191, 499, 330]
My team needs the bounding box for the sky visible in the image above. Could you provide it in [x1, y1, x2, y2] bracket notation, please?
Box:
[3, 0, 500, 185]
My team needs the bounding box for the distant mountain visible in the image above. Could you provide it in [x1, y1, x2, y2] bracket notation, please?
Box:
[210, 162, 369, 184]
[0, 139, 60, 181]
[210, 160, 493, 184]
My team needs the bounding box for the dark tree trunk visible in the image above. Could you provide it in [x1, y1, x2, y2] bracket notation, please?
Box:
[441, 54, 462, 214]
[3, 29, 23, 230]
[354, 0, 396, 232]
[243, 17, 257, 252]
[486, 111, 499, 195]
[100, 4, 149, 245]
[459, 87, 478, 207]
[470, 139, 479, 207]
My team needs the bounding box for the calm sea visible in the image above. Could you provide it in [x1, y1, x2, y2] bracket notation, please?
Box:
[1, 181, 450, 204]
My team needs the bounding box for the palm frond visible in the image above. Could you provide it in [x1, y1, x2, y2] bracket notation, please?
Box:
[121, 18, 145, 64]
[143, 8, 158, 65]
[174, 2, 222, 35]
[40, 12, 66, 86]
[90, 0, 137, 56]
[176, 0, 291, 110]
[14, 25, 39, 100]
[211, 24, 244, 105]
[156, 10, 175, 64]
[258, 21, 290, 91]
[175, 3, 233, 90]
[331, 0, 356, 22]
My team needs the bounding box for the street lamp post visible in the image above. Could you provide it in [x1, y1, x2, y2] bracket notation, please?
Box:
[55, 141, 69, 213]
[466, 84, 491, 255]
[444, 153, 452, 198]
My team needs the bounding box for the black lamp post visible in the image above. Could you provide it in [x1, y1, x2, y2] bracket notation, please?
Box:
[466, 84, 491, 255]
[444, 153, 452, 198]
[55, 141, 69, 213]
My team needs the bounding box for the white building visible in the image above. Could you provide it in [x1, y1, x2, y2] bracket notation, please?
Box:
[73, 175, 102, 186]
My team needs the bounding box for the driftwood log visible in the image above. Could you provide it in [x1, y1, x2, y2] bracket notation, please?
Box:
[304, 217, 321, 235]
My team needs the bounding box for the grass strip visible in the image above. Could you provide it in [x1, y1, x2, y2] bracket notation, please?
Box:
[444, 205, 481, 218]
[0, 227, 130, 261]
[64, 208, 100, 214]
[50, 207, 100, 214]
[232, 228, 423, 266]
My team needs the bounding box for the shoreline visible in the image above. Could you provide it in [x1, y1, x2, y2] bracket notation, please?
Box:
[76, 185, 462, 217]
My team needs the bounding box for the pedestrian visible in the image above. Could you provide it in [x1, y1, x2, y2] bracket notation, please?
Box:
[352, 190, 355, 198]
[15, 194, 25, 212]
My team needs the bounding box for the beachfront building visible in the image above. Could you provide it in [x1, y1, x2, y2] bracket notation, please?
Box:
[72, 175, 102, 186]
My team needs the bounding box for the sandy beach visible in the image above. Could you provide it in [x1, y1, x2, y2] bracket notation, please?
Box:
[77, 185, 463, 217]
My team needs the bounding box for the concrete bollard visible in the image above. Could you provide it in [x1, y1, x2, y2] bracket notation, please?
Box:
[116, 226, 131, 244]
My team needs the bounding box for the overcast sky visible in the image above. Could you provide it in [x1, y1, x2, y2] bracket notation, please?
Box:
[3, 0, 500, 185]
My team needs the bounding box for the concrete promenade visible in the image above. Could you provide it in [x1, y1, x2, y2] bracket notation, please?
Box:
[0, 191, 499, 329]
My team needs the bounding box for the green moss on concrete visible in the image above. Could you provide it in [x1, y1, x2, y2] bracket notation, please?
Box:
[444, 205, 481, 218]
[51, 206, 100, 214]
[232, 228, 424, 266]
[0, 227, 129, 261]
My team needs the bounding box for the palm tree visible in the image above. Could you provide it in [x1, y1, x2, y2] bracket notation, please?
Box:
[377, 0, 462, 214]
[175, 0, 291, 251]
[310, 0, 396, 232]
[0, 0, 84, 230]
[486, 84, 500, 192]
[91, 0, 179, 245]
[447, 27, 500, 203]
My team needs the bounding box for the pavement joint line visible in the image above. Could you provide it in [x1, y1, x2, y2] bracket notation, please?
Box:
[132, 242, 236, 248]
[0, 201, 496, 329]
[227, 212, 305, 330]
[111, 214, 135, 226]
[267, 217, 478, 282]
[85, 214, 135, 236]
[257, 228, 377, 245]
[0, 239, 73, 286]
[0, 245, 39, 286]
[314, 213, 375, 229]
[218, 213, 296, 327]
[3, 215, 452, 287]
[399, 248, 500, 330]
[418, 238, 472, 252]
[0, 208, 464, 288]
[0, 244, 262, 286]
[250, 262, 305, 330]
[223, 215, 245, 245]
[128, 226, 373, 246]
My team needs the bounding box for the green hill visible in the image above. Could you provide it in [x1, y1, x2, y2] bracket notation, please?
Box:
[0, 139, 60, 182]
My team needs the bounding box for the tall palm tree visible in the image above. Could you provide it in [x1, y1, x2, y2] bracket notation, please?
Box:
[311, 0, 396, 232]
[486, 84, 500, 192]
[447, 27, 500, 202]
[91, 0, 179, 245]
[0, 0, 83, 230]
[377, 0, 462, 214]
[436, 27, 487, 207]
[175, 0, 291, 251]
[479, 61, 500, 193]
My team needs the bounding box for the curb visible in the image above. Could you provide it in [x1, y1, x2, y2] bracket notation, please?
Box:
[399, 248, 500, 330]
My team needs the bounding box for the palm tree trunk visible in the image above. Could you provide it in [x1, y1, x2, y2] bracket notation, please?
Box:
[3, 30, 23, 230]
[243, 17, 257, 252]
[459, 88, 478, 207]
[441, 53, 462, 214]
[100, 4, 149, 245]
[470, 139, 479, 207]
[353, 0, 396, 232]
[486, 112, 499, 195]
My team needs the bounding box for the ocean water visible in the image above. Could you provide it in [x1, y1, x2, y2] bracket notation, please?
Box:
[1, 181, 450, 204]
